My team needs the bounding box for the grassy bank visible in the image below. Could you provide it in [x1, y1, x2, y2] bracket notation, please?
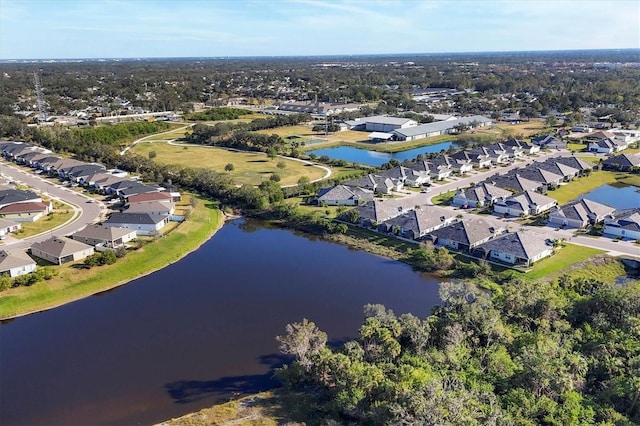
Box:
[549, 170, 640, 204]
[0, 195, 223, 320]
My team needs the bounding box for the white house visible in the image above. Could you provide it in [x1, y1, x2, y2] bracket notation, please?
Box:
[603, 209, 640, 241]
[103, 212, 169, 236]
[0, 249, 37, 277]
[30, 236, 95, 265]
[493, 190, 557, 217]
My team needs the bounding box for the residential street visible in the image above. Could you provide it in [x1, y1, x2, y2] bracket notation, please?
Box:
[398, 149, 640, 259]
[0, 160, 104, 250]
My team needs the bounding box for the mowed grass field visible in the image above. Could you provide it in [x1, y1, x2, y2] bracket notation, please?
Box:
[132, 141, 327, 186]
[548, 169, 640, 204]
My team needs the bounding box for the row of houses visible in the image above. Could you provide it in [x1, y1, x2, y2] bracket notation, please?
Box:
[342, 198, 553, 267]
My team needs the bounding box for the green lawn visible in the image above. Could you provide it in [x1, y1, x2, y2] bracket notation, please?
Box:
[13, 201, 75, 238]
[132, 141, 328, 186]
[521, 243, 605, 281]
[431, 190, 457, 206]
[548, 170, 640, 204]
[0, 195, 223, 319]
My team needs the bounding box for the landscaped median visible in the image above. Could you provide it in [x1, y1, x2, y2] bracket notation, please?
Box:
[0, 195, 223, 320]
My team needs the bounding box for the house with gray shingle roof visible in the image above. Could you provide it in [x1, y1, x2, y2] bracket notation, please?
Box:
[0, 189, 42, 209]
[552, 156, 593, 175]
[30, 236, 94, 265]
[456, 149, 491, 169]
[531, 135, 567, 150]
[493, 190, 557, 217]
[486, 173, 544, 193]
[534, 159, 580, 181]
[377, 206, 458, 240]
[380, 166, 430, 187]
[604, 208, 640, 240]
[406, 160, 451, 181]
[103, 212, 169, 236]
[507, 167, 563, 189]
[350, 198, 417, 228]
[452, 183, 512, 208]
[0, 249, 37, 277]
[343, 174, 402, 194]
[503, 138, 540, 155]
[429, 217, 506, 252]
[71, 224, 137, 249]
[475, 230, 553, 267]
[125, 200, 174, 217]
[0, 218, 21, 236]
[549, 198, 616, 228]
[602, 153, 640, 171]
[317, 185, 374, 206]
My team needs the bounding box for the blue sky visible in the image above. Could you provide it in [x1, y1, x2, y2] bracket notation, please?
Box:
[1, 0, 639, 59]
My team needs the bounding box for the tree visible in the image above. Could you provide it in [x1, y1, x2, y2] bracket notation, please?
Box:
[148, 151, 157, 159]
[267, 148, 277, 161]
[224, 163, 234, 172]
[545, 115, 558, 128]
[276, 161, 286, 169]
[276, 318, 327, 371]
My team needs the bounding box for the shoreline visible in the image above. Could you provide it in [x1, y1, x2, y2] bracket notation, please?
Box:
[0, 203, 227, 321]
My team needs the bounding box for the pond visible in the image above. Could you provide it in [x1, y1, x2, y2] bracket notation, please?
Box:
[307, 141, 456, 167]
[579, 184, 640, 210]
[0, 219, 440, 426]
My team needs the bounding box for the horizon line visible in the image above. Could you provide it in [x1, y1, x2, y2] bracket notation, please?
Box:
[2, 47, 639, 62]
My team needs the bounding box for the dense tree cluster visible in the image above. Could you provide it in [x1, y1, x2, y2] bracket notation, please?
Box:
[183, 107, 252, 121]
[276, 277, 640, 425]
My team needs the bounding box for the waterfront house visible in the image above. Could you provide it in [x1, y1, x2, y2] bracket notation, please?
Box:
[103, 212, 169, 236]
[533, 159, 580, 181]
[351, 198, 416, 228]
[30, 236, 95, 265]
[531, 135, 567, 150]
[380, 166, 431, 187]
[602, 153, 640, 171]
[429, 217, 506, 252]
[317, 185, 374, 206]
[343, 174, 403, 194]
[475, 230, 553, 267]
[71, 224, 137, 249]
[125, 200, 175, 217]
[377, 206, 458, 240]
[503, 138, 540, 155]
[0, 249, 37, 277]
[552, 156, 593, 175]
[406, 160, 451, 181]
[603, 208, 640, 240]
[548, 198, 616, 228]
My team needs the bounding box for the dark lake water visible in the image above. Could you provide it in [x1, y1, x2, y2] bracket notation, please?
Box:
[307, 141, 455, 166]
[0, 219, 440, 426]
[579, 184, 640, 209]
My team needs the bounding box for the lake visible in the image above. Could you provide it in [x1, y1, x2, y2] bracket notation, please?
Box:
[0, 219, 440, 426]
[308, 141, 456, 167]
[579, 184, 640, 210]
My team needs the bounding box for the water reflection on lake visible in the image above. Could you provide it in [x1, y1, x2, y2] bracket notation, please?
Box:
[308, 141, 455, 166]
[0, 219, 440, 426]
[579, 184, 640, 210]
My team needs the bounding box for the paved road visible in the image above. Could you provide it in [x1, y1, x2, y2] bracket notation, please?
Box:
[0, 161, 104, 250]
[395, 150, 639, 259]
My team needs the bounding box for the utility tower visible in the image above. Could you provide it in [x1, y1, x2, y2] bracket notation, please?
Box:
[33, 71, 47, 122]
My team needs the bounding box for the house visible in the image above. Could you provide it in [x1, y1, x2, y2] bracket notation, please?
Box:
[71, 224, 137, 249]
[452, 183, 512, 208]
[503, 138, 540, 155]
[343, 174, 403, 194]
[14, 151, 50, 167]
[586, 131, 628, 153]
[377, 206, 458, 240]
[0, 201, 52, 222]
[0, 189, 42, 209]
[30, 236, 94, 265]
[508, 167, 563, 189]
[349, 198, 416, 227]
[0, 249, 37, 277]
[127, 191, 175, 204]
[548, 198, 616, 228]
[118, 184, 163, 200]
[406, 160, 451, 181]
[475, 230, 553, 267]
[486, 173, 545, 193]
[533, 159, 580, 181]
[447, 154, 474, 174]
[103, 212, 170, 236]
[455, 149, 492, 169]
[603, 208, 640, 241]
[531, 135, 567, 150]
[104, 179, 142, 195]
[493, 190, 557, 217]
[125, 200, 175, 217]
[63, 164, 107, 182]
[552, 156, 593, 175]
[317, 185, 374, 206]
[489, 142, 524, 161]
[0, 218, 21, 237]
[469, 146, 509, 164]
[380, 166, 431, 187]
[429, 217, 506, 252]
[602, 153, 640, 171]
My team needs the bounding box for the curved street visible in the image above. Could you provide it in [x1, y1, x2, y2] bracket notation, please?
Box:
[0, 160, 104, 250]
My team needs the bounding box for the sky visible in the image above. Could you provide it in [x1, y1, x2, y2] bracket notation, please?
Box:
[1, 0, 639, 59]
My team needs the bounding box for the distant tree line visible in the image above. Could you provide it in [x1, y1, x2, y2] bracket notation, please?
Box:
[183, 107, 252, 121]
